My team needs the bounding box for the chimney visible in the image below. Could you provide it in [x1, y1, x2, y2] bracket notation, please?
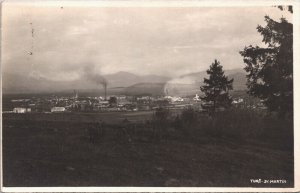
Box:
[73, 89, 78, 99]
[104, 84, 107, 101]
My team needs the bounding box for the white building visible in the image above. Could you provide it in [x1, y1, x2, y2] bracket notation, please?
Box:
[164, 96, 184, 102]
[233, 98, 244, 104]
[13, 108, 31, 113]
[193, 94, 201, 101]
[51, 107, 66, 112]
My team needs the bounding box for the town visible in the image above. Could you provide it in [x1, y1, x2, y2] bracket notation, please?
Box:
[5, 90, 265, 114]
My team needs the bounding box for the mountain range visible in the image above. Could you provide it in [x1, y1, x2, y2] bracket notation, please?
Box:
[2, 69, 247, 96]
[164, 68, 247, 96]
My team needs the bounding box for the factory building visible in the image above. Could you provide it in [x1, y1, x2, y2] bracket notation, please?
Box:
[13, 108, 31, 113]
[51, 107, 66, 112]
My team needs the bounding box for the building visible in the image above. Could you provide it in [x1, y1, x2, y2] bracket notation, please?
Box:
[13, 108, 31, 113]
[93, 101, 109, 111]
[193, 94, 201, 102]
[164, 96, 184, 103]
[233, 98, 244, 104]
[51, 107, 66, 112]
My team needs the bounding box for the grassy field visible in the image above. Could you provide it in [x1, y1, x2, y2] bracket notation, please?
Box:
[2, 110, 294, 187]
[2, 111, 157, 123]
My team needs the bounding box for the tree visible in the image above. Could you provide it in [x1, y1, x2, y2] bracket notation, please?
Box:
[200, 60, 234, 115]
[239, 12, 293, 117]
[108, 96, 117, 106]
[277, 5, 293, 13]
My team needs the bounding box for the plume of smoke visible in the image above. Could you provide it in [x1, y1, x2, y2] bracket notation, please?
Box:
[83, 65, 108, 87]
[83, 65, 108, 99]
[87, 73, 108, 87]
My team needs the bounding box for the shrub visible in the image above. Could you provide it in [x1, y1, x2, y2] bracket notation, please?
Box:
[181, 107, 197, 125]
[210, 108, 265, 139]
[153, 107, 170, 123]
[151, 107, 171, 140]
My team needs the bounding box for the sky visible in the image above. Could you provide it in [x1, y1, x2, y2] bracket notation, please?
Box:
[1, 2, 293, 81]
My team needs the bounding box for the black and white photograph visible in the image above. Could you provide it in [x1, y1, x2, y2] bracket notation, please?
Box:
[0, 0, 298, 191]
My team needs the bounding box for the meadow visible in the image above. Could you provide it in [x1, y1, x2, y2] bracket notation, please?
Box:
[2, 108, 294, 187]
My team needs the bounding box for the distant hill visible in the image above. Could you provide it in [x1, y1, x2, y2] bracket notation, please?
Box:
[2, 72, 101, 94]
[124, 83, 165, 96]
[2, 69, 246, 96]
[111, 69, 247, 97]
[2, 73, 61, 94]
[103, 71, 170, 88]
[2, 71, 171, 94]
[164, 68, 247, 96]
[228, 72, 248, 91]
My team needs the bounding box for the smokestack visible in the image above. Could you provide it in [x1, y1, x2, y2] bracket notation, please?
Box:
[104, 83, 107, 101]
[83, 65, 108, 100]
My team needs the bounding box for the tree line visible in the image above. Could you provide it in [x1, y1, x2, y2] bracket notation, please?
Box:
[200, 6, 293, 118]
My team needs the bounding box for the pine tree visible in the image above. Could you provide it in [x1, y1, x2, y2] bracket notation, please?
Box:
[200, 60, 234, 115]
[239, 13, 293, 117]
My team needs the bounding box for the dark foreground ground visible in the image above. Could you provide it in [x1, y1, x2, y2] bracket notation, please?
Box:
[2, 111, 294, 187]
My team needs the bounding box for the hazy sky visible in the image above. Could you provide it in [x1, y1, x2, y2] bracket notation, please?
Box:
[1, 2, 293, 81]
